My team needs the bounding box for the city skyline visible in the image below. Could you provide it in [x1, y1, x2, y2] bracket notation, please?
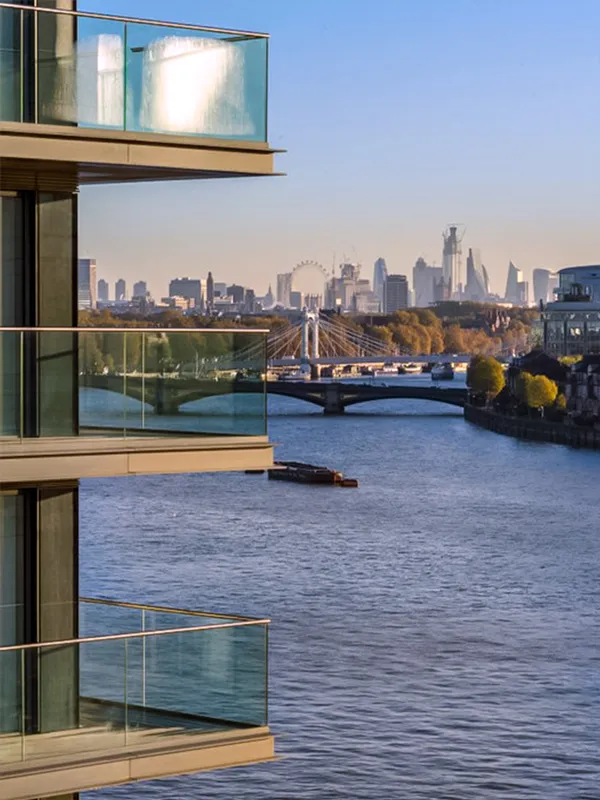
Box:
[80, 0, 600, 300]
[86, 247, 556, 310]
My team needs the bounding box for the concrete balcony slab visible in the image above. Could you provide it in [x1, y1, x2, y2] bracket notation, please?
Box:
[0, 435, 273, 484]
[0, 122, 283, 188]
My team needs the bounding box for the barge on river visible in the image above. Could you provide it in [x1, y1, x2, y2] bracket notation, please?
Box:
[268, 461, 343, 484]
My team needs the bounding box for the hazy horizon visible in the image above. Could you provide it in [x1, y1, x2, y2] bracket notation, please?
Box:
[80, 0, 600, 300]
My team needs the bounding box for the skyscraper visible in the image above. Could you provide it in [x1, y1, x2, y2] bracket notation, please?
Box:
[207, 271, 214, 306]
[373, 257, 388, 306]
[504, 261, 529, 305]
[384, 274, 409, 312]
[413, 257, 443, 307]
[465, 248, 490, 302]
[132, 280, 148, 298]
[97, 278, 109, 302]
[442, 225, 461, 297]
[78, 258, 97, 309]
[276, 272, 292, 307]
[533, 268, 559, 306]
[115, 278, 127, 301]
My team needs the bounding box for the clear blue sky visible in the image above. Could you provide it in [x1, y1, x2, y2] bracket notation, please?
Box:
[80, 0, 600, 299]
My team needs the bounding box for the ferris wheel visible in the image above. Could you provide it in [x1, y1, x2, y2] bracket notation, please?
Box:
[291, 260, 329, 282]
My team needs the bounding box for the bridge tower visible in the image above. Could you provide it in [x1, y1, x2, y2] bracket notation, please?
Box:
[300, 309, 320, 372]
[313, 313, 320, 359]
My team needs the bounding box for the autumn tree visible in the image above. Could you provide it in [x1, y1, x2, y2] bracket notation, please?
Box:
[443, 324, 466, 354]
[525, 375, 558, 414]
[466, 355, 485, 387]
[467, 356, 505, 400]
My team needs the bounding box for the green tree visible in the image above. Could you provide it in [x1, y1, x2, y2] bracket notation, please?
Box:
[467, 356, 505, 400]
[525, 375, 558, 413]
[80, 334, 105, 374]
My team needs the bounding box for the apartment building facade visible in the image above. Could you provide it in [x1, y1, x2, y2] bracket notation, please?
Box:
[0, 2, 278, 798]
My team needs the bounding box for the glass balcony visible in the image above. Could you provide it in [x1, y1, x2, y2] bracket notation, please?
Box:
[0, 3, 268, 142]
[0, 599, 269, 769]
[0, 327, 268, 439]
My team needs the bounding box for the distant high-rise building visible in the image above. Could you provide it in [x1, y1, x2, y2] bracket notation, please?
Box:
[97, 278, 109, 302]
[78, 258, 97, 309]
[384, 274, 408, 313]
[465, 248, 490, 302]
[504, 261, 527, 305]
[207, 272, 214, 306]
[413, 257, 443, 307]
[373, 258, 388, 305]
[326, 263, 362, 311]
[352, 279, 379, 313]
[289, 290, 302, 309]
[276, 272, 292, 307]
[169, 277, 202, 307]
[264, 283, 274, 307]
[115, 278, 127, 302]
[340, 262, 360, 281]
[133, 280, 148, 298]
[533, 268, 559, 306]
[214, 282, 227, 298]
[442, 225, 462, 297]
[243, 288, 257, 313]
[517, 281, 529, 306]
[227, 284, 245, 304]
[434, 276, 452, 303]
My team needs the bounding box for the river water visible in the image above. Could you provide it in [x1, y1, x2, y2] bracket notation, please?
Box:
[81, 375, 600, 800]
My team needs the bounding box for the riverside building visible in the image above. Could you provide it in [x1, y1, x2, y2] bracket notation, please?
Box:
[541, 265, 600, 356]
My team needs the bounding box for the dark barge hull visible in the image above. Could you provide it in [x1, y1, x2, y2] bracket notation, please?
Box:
[268, 461, 342, 485]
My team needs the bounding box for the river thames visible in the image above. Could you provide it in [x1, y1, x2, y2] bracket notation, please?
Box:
[81, 376, 600, 799]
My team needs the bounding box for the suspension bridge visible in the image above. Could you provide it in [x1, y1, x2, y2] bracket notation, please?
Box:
[80, 310, 470, 414]
[233, 310, 470, 369]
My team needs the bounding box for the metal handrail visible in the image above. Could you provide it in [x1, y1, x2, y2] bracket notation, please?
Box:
[0, 617, 270, 653]
[0, 2, 269, 39]
[81, 595, 256, 622]
[0, 326, 270, 334]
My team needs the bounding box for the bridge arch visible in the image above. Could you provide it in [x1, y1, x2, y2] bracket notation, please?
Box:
[80, 376, 466, 415]
[265, 381, 467, 414]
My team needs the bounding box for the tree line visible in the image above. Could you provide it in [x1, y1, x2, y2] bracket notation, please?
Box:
[81, 302, 538, 357]
[467, 356, 563, 414]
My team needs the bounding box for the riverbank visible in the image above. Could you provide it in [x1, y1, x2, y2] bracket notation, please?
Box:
[464, 404, 600, 449]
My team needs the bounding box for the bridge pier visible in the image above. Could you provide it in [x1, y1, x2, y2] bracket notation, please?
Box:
[323, 384, 345, 415]
[155, 378, 180, 415]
